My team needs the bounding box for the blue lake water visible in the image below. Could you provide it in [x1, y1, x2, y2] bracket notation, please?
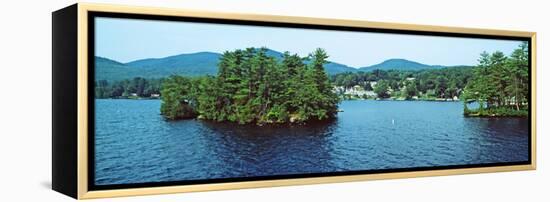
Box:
[94, 99, 529, 185]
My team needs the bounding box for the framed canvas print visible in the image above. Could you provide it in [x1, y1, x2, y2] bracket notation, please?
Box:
[52, 3, 536, 199]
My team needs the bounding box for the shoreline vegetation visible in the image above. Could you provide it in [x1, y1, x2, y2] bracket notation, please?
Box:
[461, 42, 529, 117]
[94, 43, 529, 122]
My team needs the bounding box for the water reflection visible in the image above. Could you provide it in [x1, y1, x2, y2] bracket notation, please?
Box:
[199, 119, 339, 177]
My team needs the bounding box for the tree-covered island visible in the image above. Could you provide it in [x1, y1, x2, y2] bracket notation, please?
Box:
[160, 47, 339, 124]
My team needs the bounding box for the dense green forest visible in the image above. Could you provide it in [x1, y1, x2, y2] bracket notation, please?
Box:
[160, 48, 339, 124]
[94, 77, 163, 99]
[331, 66, 473, 100]
[95, 43, 529, 119]
[462, 42, 529, 117]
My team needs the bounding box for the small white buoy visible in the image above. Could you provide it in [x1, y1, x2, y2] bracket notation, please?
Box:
[392, 119, 395, 125]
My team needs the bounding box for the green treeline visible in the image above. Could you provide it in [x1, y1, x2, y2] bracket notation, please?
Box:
[95, 77, 163, 99]
[332, 67, 473, 100]
[95, 44, 529, 119]
[462, 42, 529, 117]
[160, 48, 340, 124]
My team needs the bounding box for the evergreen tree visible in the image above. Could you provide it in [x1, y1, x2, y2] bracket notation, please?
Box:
[160, 76, 196, 119]
[374, 80, 390, 98]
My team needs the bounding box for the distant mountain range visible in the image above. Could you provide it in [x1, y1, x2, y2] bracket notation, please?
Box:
[358, 58, 447, 71]
[95, 49, 462, 81]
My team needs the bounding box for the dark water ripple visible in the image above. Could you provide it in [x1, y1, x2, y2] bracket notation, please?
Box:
[95, 99, 529, 185]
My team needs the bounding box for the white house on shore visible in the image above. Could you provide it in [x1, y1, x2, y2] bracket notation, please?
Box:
[335, 85, 376, 98]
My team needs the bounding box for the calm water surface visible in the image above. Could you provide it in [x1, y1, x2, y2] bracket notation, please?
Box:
[95, 99, 529, 185]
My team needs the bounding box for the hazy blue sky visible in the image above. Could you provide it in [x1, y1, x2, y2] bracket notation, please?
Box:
[95, 17, 524, 67]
